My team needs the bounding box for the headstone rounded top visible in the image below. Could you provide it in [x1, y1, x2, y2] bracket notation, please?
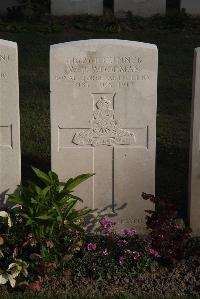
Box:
[51, 39, 157, 50]
[0, 39, 17, 48]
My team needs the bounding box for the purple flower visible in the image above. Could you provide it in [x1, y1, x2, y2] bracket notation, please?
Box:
[99, 217, 115, 235]
[147, 246, 161, 258]
[87, 243, 97, 251]
[132, 251, 142, 260]
[123, 227, 137, 237]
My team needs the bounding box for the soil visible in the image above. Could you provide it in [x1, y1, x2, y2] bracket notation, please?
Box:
[1, 255, 199, 297]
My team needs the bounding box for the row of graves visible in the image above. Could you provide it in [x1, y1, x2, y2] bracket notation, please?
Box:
[1, 0, 200, 17]
[0, 38, 199, 235]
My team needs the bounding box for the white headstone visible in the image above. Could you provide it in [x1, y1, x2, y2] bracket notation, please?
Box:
[0, 0, 18, 15]
[181, 0, 200, 15]
[0, 40, 20, 206]
[51, 0, 103, 16]
[51, 39, 157, 232]
[189, 48, 200, 236]
[114, 0, 166, 17]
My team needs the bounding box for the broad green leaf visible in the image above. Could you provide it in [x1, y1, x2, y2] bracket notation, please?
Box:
[20, 213, 31, 220]
[65, 222, 84, 232]
[70, 194, 84, 202]
[63, 199, 78, 218]
[32, 167, 51, 185]
[64, 174, 94, 191]
[35, 215, 54, 220]
[42, 186, 51, 198]
[67, 208, 91, 221]
[53, 202, 63, 222]
[48, 171, 59, 186]
[31, 198, 38, 204]
[26, 219, 33, 226]
[35, 185, 42, 195]
[8, 195, 25, 206]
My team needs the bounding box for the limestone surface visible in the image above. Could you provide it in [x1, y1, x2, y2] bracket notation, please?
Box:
[181, 0, 200, 15]
[51, 39, 158, 232]
[51, 0, 103, 16]
[0, 40, 20, 206]
[114, 0, 166, 17]
[189, 48, 200, 236]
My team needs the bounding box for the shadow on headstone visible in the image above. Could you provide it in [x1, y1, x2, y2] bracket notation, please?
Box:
[82, 202, 128, 233]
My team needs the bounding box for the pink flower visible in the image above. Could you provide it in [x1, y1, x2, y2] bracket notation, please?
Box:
[147, 246, 161, 258]
[99, 217, 115, 235]
[124, 227, 137, 237]
[132, 251, 142, 260]
[102, 248, 108, 256]
[87, 243, 97, 251]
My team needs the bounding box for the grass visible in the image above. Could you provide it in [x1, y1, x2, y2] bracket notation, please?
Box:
[0, 15, 199, 220]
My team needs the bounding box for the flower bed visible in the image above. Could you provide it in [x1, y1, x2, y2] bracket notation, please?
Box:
[0, 168, 199, 297]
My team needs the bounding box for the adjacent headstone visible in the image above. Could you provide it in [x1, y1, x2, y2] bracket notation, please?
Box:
[51, 39, 157, 232]
[114, 0, 166, 17]
[0, 0, 19, 15]
[0, 40, 20, 207]
[181, 0, 200, 15]
[51, 0, 103, 16]
[189, 48, 200, 236]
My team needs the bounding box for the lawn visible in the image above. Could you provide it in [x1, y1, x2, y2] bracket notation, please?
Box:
[0, 15, 200, 220]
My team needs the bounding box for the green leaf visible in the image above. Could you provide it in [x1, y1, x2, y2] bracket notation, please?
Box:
[31, 198, 38, 204]
[67, 208, 91, 221]
[35, 185, 42, 195]
[70, 194, 83, 202]
[32, 167, 51, 185]
[64, 174, 94, 191]
[8, 195, 25, 207]
[35, 215, 54, 220]
[26, 219, 33, 226]
[63, 199, 78, 218]
[53, 202, 63, 223]
[42, 186, 51, 198]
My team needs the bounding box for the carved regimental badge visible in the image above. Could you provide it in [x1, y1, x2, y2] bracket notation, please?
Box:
[73, 96, 136, 147]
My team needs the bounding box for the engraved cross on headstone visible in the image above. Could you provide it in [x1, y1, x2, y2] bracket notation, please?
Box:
[58, 93, 148, 212]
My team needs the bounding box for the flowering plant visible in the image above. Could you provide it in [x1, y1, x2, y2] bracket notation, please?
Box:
[69, 217, 160, 279]
[142, 193, 191, 263]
